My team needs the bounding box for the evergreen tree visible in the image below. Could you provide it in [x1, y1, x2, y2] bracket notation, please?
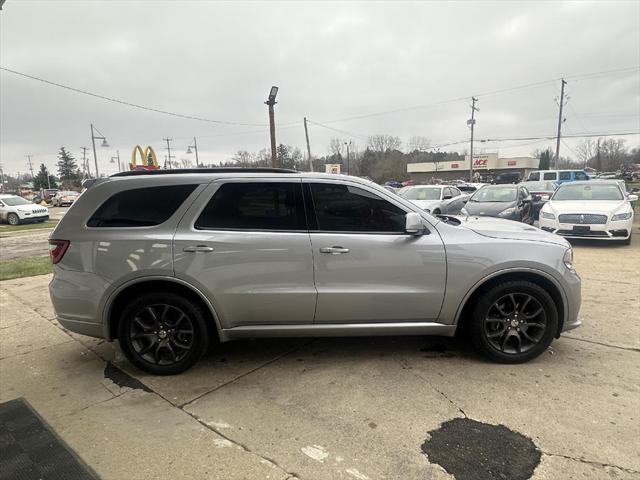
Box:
[57, 147, 78, 180]
[33, 164, 58, 190]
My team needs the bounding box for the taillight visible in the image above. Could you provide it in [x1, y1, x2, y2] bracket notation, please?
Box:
[49, 240, 70, 265]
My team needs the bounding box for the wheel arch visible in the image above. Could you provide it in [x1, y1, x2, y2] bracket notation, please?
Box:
[103, 276, 222, 342]
[454, 269, 567, 338]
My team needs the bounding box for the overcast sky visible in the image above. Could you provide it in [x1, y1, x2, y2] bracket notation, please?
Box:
[1, 0, 639, 176]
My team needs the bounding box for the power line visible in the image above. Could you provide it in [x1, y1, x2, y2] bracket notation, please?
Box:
[0, 66, 268, 127]
[316, 66, 640, 125]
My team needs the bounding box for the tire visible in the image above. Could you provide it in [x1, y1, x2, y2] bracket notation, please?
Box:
[117, 292, 210, 375]
[432, 209, 441, 215]
[470, 280, 558, 364]
[7, 213, 20, 226]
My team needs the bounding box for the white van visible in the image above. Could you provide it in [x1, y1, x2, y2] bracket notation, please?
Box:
[527, 170, 589, 184]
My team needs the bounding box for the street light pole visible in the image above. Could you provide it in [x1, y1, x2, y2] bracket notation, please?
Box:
[344, 141, 352, 175]
[90, 123, 109, 177]
[187, 137, 200, 167]
[265, 86, 279, 168]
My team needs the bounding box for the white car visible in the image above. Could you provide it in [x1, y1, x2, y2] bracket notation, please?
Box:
[539, 181, 636, 244]
[0, 194, 50, 225]
[397, 185, 469, 214]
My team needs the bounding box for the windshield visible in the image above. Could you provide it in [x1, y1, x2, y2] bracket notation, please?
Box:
[399, 187, 441, 201]
[553, 184, 623, 201]
[1, 196, 32, 206]
[470, 187, 516, 202]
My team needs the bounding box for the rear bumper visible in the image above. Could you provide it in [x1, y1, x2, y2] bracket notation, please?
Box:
[56, 315, 103, 338]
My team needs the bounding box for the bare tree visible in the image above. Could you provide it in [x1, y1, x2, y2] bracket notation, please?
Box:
[367, 134, 402, 152]
[329, 137, 345, 157]
[574, 139, 596, 168]
[408, 136, 430, 152]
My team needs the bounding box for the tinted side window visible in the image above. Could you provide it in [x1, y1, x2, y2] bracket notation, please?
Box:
[575, 171, 588, 180]
[559, 171, 571, 180]
[195, 182, 305, 231]
[543, 172, 557, 180]
[450, 187, 461, 197]
[310, 183, 406, 233]
[87, 185, 197, 227]
[529, 172, 540, 181]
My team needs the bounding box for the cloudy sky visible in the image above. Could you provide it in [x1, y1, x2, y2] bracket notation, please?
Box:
[1, 0, 639, 176]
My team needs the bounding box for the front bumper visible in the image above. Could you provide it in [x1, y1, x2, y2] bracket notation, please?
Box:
[16, 213, 49, 223]
[539, 217, 632, 240]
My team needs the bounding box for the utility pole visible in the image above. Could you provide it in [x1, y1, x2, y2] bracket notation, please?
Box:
[467, 97, 479, 182]
[116, 150, 121, 172]
[304, 117, 313, 171]
[25, 155, 35, 180]
[80, 147, 90, 178]
[163, 138, 174, 169]
[187, 137, 200, 167]
[554, 79, 567, 169]
[596, 138, 602, 172]
[265, 87, 279, 168]
[344, 141, 352, 175]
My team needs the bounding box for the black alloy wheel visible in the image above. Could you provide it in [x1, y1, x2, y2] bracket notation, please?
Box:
[470, 281, 558, 363]
[118, 292, 209, 375]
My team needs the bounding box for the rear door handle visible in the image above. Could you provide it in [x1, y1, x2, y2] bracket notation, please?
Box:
[183, 245, 214, 253]
[319, 246, 350, 254]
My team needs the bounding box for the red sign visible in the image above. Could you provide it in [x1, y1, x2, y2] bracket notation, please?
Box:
[507, 160, 517, 166]
[451, 163, 459, 168]
[473, 159, 488, 167]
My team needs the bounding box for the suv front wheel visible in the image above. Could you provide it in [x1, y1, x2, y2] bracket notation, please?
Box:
[117, 292, 210, 375]
[470, 281, 558, 363]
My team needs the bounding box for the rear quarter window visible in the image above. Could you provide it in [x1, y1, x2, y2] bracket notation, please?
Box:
[87, 184, 197, 227]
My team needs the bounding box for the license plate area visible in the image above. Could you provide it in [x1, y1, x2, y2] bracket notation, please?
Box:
[572, 225, 590, 233]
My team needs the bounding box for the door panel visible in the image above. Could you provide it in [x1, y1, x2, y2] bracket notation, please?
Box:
[306, 180, 446, 324]
[311, 232, 447, 323]
[173, 180, 316, 328]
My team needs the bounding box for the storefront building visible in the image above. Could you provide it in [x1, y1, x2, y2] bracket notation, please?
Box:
[407, 153, 540, 183]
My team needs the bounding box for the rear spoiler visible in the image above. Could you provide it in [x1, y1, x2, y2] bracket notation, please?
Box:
[82, 177, 109, 190]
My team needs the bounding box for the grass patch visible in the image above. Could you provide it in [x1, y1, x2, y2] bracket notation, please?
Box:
[0, 256, 52, 281]
[0, 220, 58, 233]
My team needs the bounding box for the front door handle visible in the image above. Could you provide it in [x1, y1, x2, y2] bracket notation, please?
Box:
[183, 245, 214, 253]
[319, 246, 350, 255]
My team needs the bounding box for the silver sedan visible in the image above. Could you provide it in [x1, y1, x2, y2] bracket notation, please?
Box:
[397, 185, 469, 214]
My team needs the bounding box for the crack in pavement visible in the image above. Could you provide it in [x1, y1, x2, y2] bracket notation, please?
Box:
[541, 450, 640, 475]
[563, 335, 640, 352]
[397, 358, 468, 418]
[179, 340, 316, 409]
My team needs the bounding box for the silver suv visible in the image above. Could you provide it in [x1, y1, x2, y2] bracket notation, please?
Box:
[49, 169, 581, 374]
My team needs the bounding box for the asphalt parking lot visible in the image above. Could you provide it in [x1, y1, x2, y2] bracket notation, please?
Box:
[0, 234, 639, 480]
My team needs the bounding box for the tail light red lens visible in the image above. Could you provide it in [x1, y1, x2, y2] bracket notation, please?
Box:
[48, 240, 70, 265]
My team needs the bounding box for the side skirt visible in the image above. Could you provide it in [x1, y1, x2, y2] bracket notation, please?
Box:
[219, 322, 457, 342]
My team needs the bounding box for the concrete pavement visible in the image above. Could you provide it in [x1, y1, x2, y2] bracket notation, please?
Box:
[0, 238, 639, 479]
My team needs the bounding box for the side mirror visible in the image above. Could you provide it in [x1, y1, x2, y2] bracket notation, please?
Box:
[628, 194, 638, 202]
[405, 212, 425, 235]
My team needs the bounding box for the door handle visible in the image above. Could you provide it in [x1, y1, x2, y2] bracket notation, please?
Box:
[319, 246, 350, 254]
[183, 245, 214, 253]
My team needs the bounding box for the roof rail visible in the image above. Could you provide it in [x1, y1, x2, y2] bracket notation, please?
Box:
[111, 167, 297, 177]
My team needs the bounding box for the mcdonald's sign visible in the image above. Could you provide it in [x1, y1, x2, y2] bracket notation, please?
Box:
[130, 145, 160, 171]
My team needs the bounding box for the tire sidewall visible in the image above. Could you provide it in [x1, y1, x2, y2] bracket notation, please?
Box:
[471, 281, 558, 364]
[7, 213, 19, 225]
[117, 292, 210, 375]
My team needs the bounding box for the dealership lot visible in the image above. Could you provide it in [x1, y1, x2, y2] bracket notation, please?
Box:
[0, 234, 639, 480]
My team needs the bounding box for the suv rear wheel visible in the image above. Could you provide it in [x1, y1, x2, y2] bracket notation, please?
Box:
[470, 281, 558, 363]
[117, 292, 209, 375]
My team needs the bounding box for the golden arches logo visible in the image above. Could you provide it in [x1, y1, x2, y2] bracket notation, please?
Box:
[130, 145, 159, 171]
